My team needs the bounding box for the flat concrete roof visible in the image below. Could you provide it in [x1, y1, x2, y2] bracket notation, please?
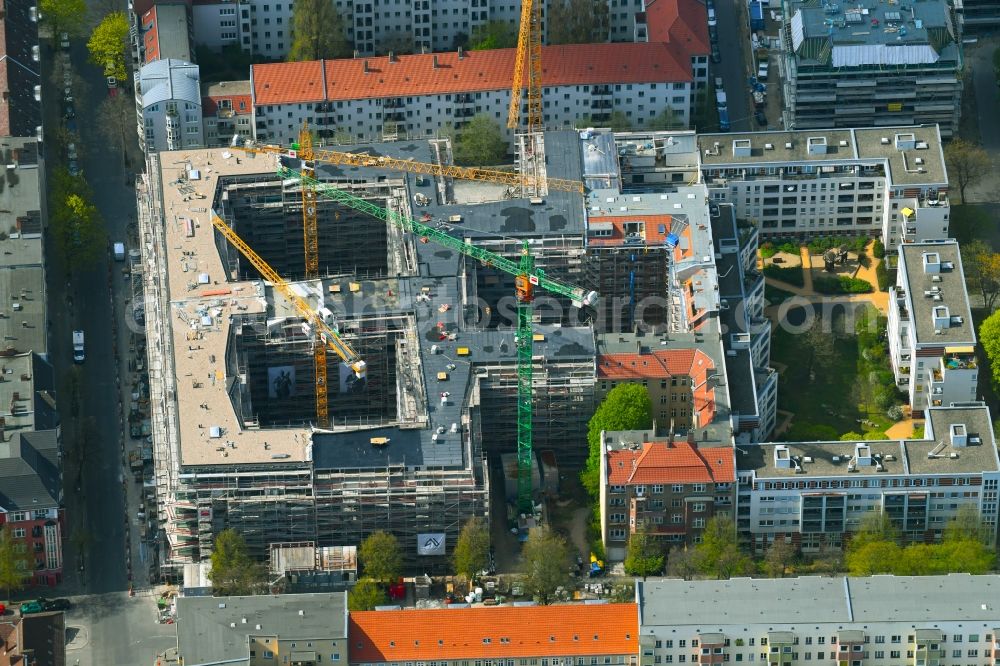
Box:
[698, 130, 857, 166]
[638, 574, 1000, 627]
[854, 125, 946, 186]
[898, 241, 974, 345]
[176, 592, 347, 666]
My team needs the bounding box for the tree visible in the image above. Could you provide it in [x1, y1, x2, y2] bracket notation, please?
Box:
[96, 92, 135, 171]
[648, 107, 684, 131]
[453, 517, 490, 580]
[452, 114, 508, 166]
[695, 517, 752, 579]
[40, 0, 87, 38]
[581, 384, 653, 498]
[348, 578, 388, 611]
[980, 310, 1000, 393]
[358, 531, 403, 582]
[851, 510, 900, 549]
[962, 239, 1000, 313]
[469, 20, 517, 50]
[50, 168, 107, 275]
[943, 505, 990, 544]
[623, 528, 664, 579]
[803, 320, 835, 379]
[381, 32, 416, 55]
[87, 12, 129, 82]
[520, 526, 571, 604]
[607, 111, 631, 132]
[872, 239, 886, 259]
[944, 139, 989, 203]
[763, 539, 798, 578]
[0, 527, 28, 598]
[665, 547, 701, 580]
[208, 529, 266, 595]
[547, 0, 609, 44]
[847, 540, 902, 575]
[289, 0, 349, 61]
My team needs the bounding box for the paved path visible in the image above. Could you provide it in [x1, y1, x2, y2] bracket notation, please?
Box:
[885, 418, 924, 440]
[799, 247, 814, 291]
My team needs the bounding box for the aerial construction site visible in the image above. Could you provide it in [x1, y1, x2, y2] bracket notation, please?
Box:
[134, 126, 767, 574]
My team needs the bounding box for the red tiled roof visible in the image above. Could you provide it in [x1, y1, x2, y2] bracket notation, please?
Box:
[645, 0, 710, 56]
[349, 604, 638, 663]
[252, 43, 692, 106]
[598, 348, 714, 379]
[607, 441, 734, 485]
[202, 94, 253, 116]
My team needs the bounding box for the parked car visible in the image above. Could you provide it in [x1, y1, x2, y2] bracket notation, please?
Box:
[59, 32, 70, 50]
[714, 76, 724, 91]
[711, 44, 721, 63]
[709, 23, 718, 41]
[68, 159, 80, 176]
[755, 110, 768, 126]
[19, 601, 43, 615]
[43, 599, 72, 612]
[708, 7, 717, 26]
[63, 101, 75, 120]
[67, 143, 78, 161]
[757, 61, 769, 80]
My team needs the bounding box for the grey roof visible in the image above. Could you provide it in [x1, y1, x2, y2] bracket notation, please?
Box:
[0, 1, 41, 137]
[698, 125, 947, 188]
[898, 241, 974, 345]
[638, 574, 1000, 627]
[738, 404, 1000, 477]
[20, 611, 66, 666]
[146, 3, 192, 63]
[0, 265, 46, 354]
[787, 0, 957, 67]
[176, 593, 348, 666]
[0, 429, 61, 510]
[138, 59, 201, 109]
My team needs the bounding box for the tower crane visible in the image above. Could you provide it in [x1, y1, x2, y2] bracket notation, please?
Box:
[507, 0, 543, 136]
[233, 131, 584, 195]
[276, 163, 597, 512]
[209, 212, 367, 427]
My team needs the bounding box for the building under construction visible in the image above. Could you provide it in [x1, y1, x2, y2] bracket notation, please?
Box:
[136, 133, 602, 574]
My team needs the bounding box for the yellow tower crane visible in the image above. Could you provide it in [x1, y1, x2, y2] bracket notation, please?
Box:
[507, 0, 543, 135]
[209, 212, 367, 427]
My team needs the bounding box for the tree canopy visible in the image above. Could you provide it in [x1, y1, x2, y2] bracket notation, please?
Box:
[0, 527, 28, 598]
[453, 517, 490, 580]
[944, 139, 989, 203]
[581, 384, 652, 497]
[359, 531, 404, 582]
[289, 0, 350, 61]
[50, 167, 107, 275]
[980, 310, 1000, 394]
[469, 20, 517, 50]
[87, 12, 129, 82]
[695, 517, 752, 579]
[348, 578, 388, 611]
[209, 529, 267, 595]
[520, 526, 571, 604]
[963, 239, 1000, 313]
[40, 0, 87, 37]
[547, 0, 609, 44]
[763, 539, 798, 578]
[452, 114, 508, 166]
[623, 528, 664, 579]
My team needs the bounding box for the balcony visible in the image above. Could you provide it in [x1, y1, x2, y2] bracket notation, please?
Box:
[592, 85, 613, 96]
[217, 108, 235, 119]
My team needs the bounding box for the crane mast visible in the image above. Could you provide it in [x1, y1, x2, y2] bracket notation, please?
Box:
[278, 165, 597, 511]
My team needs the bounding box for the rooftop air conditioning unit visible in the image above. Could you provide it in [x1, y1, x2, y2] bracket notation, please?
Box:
[881, 137, 890, 145]
[839, 140, 849, 147]
[784, 142, 792, 149]
[765, 143, 774, 150]
[931, 275, 942, 282]
[915, 158, 924, 165]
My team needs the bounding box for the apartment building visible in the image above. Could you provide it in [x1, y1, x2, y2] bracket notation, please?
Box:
[136, 58, 204, 152]
[635, 0, 711, 89]
[888, 241, 977, 412]
[957, 0, 1000, 32]
[596, 346, 717, 430]
[0, 0, 41, 141]
[175, 592, 348, 665]
[202, 79, 253, 147]
[249, 44, 694, 145]
[778, 0, 963, 137]
[636, 574, 1000, 666]
[348, 604, 638, 666]
[599, 430, 735, 557]
[0, 611, 66, 666]
[139, 3, 194, 64]
[735, 404, 1000, 553]
[698, 126, 950, 250]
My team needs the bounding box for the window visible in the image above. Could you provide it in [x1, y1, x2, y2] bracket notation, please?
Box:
[692, 484, 707, 492]
[692, 518, 705, 528]
[890, 636, 900, 644]
[652, 485, 665, 494]
[12, 528, 25, 538]
[692, 503, 706, 512]
[8, 512, 27, 522]
[672, 484, 684, 493]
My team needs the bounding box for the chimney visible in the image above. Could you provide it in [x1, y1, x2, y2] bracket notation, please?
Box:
[458, 46, 465, 59]
[363, 60, 370, 74]
[950, 423, 968, 448]
[353, 49, 360, 59]
[389, 51, 397, 63]
[433, 54, 439, 69]
[421, 45, 428, 54]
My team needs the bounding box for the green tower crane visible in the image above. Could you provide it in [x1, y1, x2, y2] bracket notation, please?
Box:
[276, 165, 598, 512]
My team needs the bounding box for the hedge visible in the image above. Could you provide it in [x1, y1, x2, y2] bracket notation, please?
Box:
[763, 264, 805, 287]
[813, 275, 874, 294]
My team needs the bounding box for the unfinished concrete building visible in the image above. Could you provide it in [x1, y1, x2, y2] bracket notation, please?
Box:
[137, 133, 601, 574]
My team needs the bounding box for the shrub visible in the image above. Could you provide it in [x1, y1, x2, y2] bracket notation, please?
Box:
[872, 239, 885, 259]
[760, 242, 777, 259]
[846, 236, 870, 253]
[875, 261, 893, 291]
[812, 276, 873, 294]
[887, 404, 904, 422]
[763, 264, 805, 287]
[857, 251, 871, 269]
[777, 241, 799, 255]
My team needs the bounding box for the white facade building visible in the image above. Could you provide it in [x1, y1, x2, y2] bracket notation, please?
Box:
[734, 404, 999, 553]
[250, 45, 694, 145]
[888, 241, 977, 411]
[637, 574, 1000, 666]
[697, 126, 950, 250]
[136, 59, 204, 153]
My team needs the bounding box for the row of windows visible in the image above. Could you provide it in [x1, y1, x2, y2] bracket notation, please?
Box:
[610, 483, 721, 494]
[756, 476, 977, 491]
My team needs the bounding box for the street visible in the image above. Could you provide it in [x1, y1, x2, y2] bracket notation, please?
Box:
[715, 0, 753, 131]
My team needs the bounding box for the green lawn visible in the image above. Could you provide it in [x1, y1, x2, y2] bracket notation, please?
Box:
[765, 284, 797, 305]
